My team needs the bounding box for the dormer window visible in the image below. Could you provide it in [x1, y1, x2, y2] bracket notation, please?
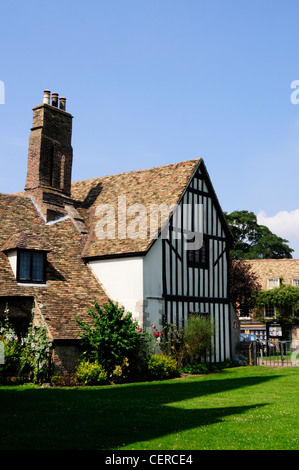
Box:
[1, 231, 52, 286]
[17, 249, 46, 284]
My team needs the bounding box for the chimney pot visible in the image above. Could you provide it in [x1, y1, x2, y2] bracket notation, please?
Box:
[59, 96, 66, 111]
[52, 92, 59, 107]
[43, 89, 51, 105]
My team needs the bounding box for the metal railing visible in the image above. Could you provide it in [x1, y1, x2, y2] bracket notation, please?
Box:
[252, 340, 299, 367]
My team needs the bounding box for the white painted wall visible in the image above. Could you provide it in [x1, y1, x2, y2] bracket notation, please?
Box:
[88, 238, 164, 329]
[143, 238, 162, 297]
[7, 249, 17, 276]
[143, 237, 164, 328]
[88, 256, 144, 323]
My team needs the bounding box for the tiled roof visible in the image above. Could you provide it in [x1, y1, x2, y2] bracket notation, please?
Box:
[0, 193, 108, 340]
[71, 159, 201, 258]
[1, 230, 53, 252]
[0, 158, 201, 340]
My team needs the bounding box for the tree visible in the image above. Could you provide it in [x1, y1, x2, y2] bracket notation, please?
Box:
[225, 210, 293, 259]
[229, 257, 261, 314]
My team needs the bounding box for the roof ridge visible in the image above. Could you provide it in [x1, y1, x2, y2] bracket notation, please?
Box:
[71, 158, 202, 185]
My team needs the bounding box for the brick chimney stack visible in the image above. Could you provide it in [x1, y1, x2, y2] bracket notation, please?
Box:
[25, 90, 74, 221]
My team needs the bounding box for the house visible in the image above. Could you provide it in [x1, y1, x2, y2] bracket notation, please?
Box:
[239, 259, 299, 342]
[0, 90, 239, 373]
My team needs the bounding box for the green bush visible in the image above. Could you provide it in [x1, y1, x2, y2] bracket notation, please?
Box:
[51, 373, 76, 387]
[77, 299, 151, 376]
[183, 314, 214, 361]
[181, 360, 233, 375]
[146, 354, 180, 380]
[0, 317, 22, 382]
[181, 363, 211, 375]
[0, 313, 52, 384]
[75, 360, 108, 386]
[111, 357, 130, 383]
[19, 321, 52, 383]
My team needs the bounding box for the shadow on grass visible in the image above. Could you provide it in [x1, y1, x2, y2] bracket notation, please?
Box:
[0, 373, 279, 450]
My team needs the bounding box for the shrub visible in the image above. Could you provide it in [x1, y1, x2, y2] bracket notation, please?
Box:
[0, 308, 52, 384]
[183, 314, 214, 362]
[181, 360, 233, 375]
[181, 362, 211, 375]
[111, 357, 130, 383]
[51, 373, 77, 387]
[150, 319, 187, 368]
[75, 360, 108, 386]
[19, 320, 52, 383]
[146, 354, 180, 380]
[77, 299, 151, 376]
[0, 316, 22, 382]
[150, 314, 215, 368]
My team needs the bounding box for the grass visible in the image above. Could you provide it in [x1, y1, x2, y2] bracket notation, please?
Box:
[0, 366, 298, 450]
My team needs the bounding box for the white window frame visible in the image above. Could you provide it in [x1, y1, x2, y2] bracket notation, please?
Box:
[267, 277, 280, 289]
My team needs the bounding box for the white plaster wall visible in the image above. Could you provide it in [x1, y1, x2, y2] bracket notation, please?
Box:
[88, 257, 144, 322]
[143, 237, 164, 329]
[143, 237, 162, 297]
[7, 249, 17, 276]
[88, 239, 164, 329]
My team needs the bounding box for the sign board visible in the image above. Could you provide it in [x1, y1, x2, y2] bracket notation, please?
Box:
[268, 323, 282, 337]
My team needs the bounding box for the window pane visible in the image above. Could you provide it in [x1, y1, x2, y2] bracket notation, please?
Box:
[187, 238, 208, 269]
[32, 252, 44, 282]
[201, 239, 207, 264]
[268, 278, 280, 289]
[19, 251, 31, 280]
[265, 305, 276, 318]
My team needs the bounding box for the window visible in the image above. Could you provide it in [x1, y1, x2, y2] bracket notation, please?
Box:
[187, 236, 209, 269]
[267, 277, 280, 289]
[249, 329, 266, 341]
[292, 278, 299, 287]
[239, 306, 251, 319]
[264, 304, 276, 318]
[17, 250, 46, 284]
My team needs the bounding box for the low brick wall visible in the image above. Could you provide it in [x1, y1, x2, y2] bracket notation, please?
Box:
[51, 340, 83, 376]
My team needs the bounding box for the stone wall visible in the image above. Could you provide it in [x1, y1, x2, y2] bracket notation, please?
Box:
[245, 259, 299, 289]
[51, 340, 83, 376]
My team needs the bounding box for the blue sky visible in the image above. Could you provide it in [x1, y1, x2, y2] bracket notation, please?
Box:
[0, 0, 298, 256]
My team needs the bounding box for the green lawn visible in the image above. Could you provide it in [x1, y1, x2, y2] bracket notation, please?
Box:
[0, 366, 298, 450]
